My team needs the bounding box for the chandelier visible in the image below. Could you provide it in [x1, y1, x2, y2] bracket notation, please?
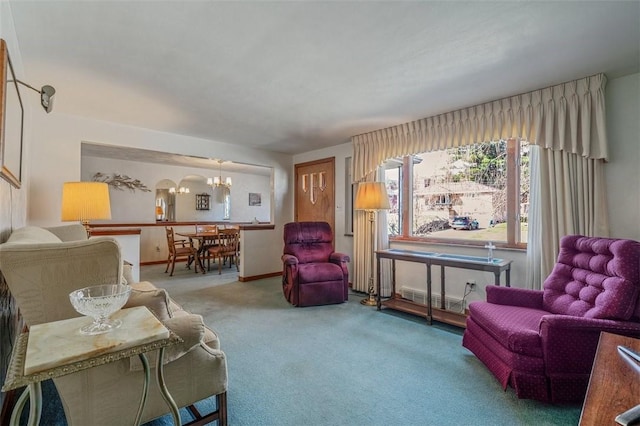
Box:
[208, 160, 232, 188]
[169, 186, 190, 194]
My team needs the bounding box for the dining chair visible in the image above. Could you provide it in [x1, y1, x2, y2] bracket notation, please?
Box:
[207, 228, 240, 274]
[165, 226, 201, 276]
[195, 224, 218, 266]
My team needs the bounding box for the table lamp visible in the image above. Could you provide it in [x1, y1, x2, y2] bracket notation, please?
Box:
[355, 181, 390, 306]
[61, 182, 111, 236]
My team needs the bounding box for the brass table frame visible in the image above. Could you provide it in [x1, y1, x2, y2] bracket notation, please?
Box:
[3, 324, 182, 425]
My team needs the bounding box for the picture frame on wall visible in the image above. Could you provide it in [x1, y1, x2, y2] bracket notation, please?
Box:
[0, 39, 25, 189]
[249, 193, 261, 206]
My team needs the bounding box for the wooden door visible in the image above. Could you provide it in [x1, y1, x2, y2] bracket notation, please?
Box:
[294, 157, 335, 236]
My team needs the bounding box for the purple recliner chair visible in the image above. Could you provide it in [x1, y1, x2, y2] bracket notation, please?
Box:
[282, 221, 350, 307]
[462, 235, 640, 403]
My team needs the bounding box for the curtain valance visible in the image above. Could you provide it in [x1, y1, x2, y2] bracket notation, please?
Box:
[352, 73, 608, 181]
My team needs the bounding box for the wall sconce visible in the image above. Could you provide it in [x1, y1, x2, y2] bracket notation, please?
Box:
[16, 79, 56, 113]
[208, 159, 232, 189]
[301, 171, 326, 204]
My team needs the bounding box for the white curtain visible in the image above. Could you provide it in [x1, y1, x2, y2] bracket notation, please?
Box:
[352, 74, 608, 181]
[535, 148, 609, 282]
[353, 173, 374, 294]
[525, 145, 543, 289]
[352, 73, 609, 289]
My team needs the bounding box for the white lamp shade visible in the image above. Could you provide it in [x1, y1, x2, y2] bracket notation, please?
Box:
[354, 182, 390, 211]
[61, 182, 112, 222]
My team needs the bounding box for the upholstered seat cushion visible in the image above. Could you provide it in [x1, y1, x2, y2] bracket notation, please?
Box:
[467, 302, 546, 358]
[297, 262, 344, 284]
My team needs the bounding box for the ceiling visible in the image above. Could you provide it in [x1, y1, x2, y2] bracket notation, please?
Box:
[9, 1, 640, 155]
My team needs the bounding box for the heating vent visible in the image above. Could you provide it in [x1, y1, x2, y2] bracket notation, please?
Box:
[400, 287, 465, 313]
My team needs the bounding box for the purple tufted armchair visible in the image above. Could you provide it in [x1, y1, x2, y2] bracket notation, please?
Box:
[462, 235, 640, 403]
[282, 222, 350, 307]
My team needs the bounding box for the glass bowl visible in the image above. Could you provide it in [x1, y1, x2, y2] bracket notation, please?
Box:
[69, 284, 131, 335]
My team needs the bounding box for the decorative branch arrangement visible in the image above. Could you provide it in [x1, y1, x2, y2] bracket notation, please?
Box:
[92, 172, 151, 192]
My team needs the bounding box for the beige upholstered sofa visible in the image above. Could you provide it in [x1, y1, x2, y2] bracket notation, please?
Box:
[0, 224, 227, 425]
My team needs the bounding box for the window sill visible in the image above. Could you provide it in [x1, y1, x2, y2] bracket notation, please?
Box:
[389, 235, 526, 252]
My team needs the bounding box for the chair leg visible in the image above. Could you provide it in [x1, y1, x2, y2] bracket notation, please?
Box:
[218, 392, 227, 426]
[169, 255, 176, 276]
[165, 255, 171, 273]
[182, 392, 227, 426]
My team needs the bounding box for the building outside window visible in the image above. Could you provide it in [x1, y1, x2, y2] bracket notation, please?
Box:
[384, 139, 529, 248]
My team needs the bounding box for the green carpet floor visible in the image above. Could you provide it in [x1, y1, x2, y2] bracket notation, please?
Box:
[33, 264, 581, 425]
[141, 265, 581, 426]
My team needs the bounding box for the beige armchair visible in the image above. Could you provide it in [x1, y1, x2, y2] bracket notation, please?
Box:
[0, 224, 227, 425]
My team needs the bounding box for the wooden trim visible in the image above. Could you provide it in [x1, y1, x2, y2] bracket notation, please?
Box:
[238, 271, 282, 282]
[90, 222, 274, 230]
[90, 228, 141, 236]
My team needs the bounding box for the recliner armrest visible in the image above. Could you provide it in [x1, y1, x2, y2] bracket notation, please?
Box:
[486, 285, 543, 309]
[282, 254, 299, 266]
[329, 252, 350, 263]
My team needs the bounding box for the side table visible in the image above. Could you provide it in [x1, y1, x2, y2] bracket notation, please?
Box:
[579, 332, 640, 425]
[2, 306, 183, 426]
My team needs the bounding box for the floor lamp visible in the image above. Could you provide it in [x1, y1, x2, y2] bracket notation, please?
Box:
[61, 182, 112, 236]
[355, 181, 390, 306]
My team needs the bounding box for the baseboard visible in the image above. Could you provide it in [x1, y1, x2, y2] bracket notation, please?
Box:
[238, 271, 282, 282]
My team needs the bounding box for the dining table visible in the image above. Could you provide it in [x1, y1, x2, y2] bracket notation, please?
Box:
[176, 231, 220, 273]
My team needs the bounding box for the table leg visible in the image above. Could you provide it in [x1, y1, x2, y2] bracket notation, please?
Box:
[156, 347, 181, 425]
[134, 353, 151, 425]
[27, 383, 42, 426]
[494, 271, 500, 286]
[506, 268, 511, 287]
[440, 265, 446, 310]
[426, 264, 432, 325]
[10, 384, 41, 426]
[376, 254, 381, 310]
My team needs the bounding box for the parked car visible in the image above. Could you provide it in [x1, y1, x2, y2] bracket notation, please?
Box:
[451, 216, 479, 230]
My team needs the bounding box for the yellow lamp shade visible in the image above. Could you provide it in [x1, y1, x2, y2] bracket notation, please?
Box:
[354, 182, 390, 211]
[61, 182, 112, 222]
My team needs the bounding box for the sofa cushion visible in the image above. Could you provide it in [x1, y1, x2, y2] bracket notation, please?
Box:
[298, 262, 343, 284]
[125, 285, 173, 321]
[6, 226, 62, 244]
[467, 301, 546, 358]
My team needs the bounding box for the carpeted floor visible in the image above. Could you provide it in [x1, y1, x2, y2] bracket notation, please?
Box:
[36, 264, 582, 425]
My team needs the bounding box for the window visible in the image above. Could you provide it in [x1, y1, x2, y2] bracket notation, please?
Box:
[385, 139, 529, 248]
[384, 161, 402, 236]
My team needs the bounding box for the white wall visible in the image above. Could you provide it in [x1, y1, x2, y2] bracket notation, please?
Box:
[27, 112, 293, 276]
[81, 155, 272, 223]
[605, 73, 640, 241]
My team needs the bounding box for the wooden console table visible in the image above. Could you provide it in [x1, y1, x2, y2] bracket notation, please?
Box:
[580, 332, 640, 426]
[375, 249, 512, 328]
